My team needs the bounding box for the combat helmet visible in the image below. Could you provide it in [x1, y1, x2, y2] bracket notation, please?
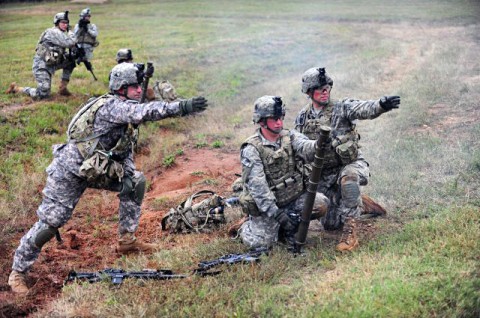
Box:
[301, 67, 333, 94]
[116, 48, 133, 63]
[53, 12, 69, 25]
[109, 63, 143, 92]
[252, 95, 286, 123]
[79, 8, 91, 19]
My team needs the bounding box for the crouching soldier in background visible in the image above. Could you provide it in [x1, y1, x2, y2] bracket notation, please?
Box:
[8, 63, 208, 295]
[115, 48, 178, 102]
[238, 96, 329, 249]
[294, 67, 400, 252]
[6, 12, 77, 98]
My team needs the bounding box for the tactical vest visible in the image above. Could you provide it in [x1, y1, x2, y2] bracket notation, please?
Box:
[240, 130, 304, 214]
[297, 103, 359, 168]
[67, 94, 138, 181]
[35, 29, 66, 66]
[77, 29, 98, 46]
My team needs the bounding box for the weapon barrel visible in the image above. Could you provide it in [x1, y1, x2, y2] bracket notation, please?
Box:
[140, 61, 153, 103]
[295, 126, 331, 250]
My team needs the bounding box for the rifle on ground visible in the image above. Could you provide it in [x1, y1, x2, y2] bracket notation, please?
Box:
[194, 246, 269, 276]
[294, 126, 331, 253]
[66, 268, 187, 285]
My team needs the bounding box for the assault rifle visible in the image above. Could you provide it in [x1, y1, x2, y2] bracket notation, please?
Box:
[66, 268, 187, 285]
[194, 246, 269, 276]
[73, 45, 97, 81]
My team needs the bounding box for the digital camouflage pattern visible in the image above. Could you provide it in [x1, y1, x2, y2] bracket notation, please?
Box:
[294, 98, 386, 229]
[12, 95, 183, 274]
[73, 19, 98, 62]
[238, 129, 329, 248]
[22, 26, 77, 99]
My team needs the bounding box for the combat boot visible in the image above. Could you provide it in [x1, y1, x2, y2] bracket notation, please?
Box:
[58, 80, 72, 96]
[8, 270, 29, 295]
[336, 217, 359, 252]
[5, 82, 24, 94]
[116, 232, 160, 254]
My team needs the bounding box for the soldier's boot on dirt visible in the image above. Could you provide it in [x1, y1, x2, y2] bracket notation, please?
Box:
[336, 217, 359, 252]
[5, 82, 24, 94]
[58, 80, 72, 96]
[8, 270, 29, 295]
[116, 233, 160, 254]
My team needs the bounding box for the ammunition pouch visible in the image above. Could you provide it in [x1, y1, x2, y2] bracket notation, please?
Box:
[335, 140, 358, 165]
[270, 172, 304, 207]
[238, 190, 261, 217]
[161, 190, 226, 233]
[79, 151, 124, 183]
[37, 43, 64, 66]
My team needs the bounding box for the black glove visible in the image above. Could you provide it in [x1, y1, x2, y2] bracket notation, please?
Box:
[179, 96, 208, 115]
[274, 211, 296, 231]
[379, 95, 401, 111]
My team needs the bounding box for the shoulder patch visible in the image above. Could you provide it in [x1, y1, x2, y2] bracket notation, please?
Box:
[241, 157, 253, 168]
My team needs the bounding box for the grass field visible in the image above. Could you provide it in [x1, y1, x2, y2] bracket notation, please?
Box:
[0, 0, 479, 317]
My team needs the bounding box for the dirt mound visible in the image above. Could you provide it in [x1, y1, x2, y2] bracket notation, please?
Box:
[0, 147, 240, 317]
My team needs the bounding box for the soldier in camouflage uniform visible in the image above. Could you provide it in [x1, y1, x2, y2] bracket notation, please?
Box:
[294, 67, 400, 252]
[8, 63, 208, 295]
[114, 48, 177, 102]
[73, 8, 99, 63]
[238, 96, 329, 249]
[6, 12, 77, 98]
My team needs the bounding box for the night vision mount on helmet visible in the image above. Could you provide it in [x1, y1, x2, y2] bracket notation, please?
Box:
[301, 67, 333, 94]
[252, 95, 286, 123]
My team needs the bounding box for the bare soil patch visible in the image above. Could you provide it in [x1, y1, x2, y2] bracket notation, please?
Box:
[0, 147, 240, 317]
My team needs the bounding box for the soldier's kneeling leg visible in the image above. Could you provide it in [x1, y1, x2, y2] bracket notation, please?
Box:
[340, 173, 361, 209]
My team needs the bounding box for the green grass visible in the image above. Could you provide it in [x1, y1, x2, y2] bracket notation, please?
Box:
[0, 0, 479, 317]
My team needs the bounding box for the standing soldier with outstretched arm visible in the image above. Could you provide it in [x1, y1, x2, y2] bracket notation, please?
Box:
[6, 12, 77, 98]
[294, 67, 400, 252]
[8, 63, 208, 295]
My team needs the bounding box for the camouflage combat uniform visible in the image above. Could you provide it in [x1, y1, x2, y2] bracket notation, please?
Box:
[22, 26, 77, 99]
[294, 98, 386, 229]
[12, 95, 183, 273]
[73, 21, 98, 62]
[239, 129, 329, 248]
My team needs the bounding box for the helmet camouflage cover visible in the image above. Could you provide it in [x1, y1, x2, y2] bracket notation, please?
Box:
[80, 7, 91, 18]
[252, 95, 286, 123]
[116, 48, 133, 63]
[109, 63, 143, 92]
[301, 67, 333, 94]
[53, 12, 69, 25]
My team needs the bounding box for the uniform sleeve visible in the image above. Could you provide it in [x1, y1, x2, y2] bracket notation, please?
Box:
[45, 28, 76, 48]
[98, 99, 182, 125]
[341, 98, 386, 121]
[290, 130, 316, 162]
[241, 145, 279, 218]
[87, 24, 98, 37]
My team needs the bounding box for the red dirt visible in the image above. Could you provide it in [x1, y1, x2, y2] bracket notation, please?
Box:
[0, 147, 240, 317]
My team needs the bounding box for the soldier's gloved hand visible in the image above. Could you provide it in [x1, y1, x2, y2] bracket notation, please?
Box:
[179, 96, 208, 115]
[379, 95, 401, 111]
[119, 176, 133, 197]
[79, 19, 89, 28]
[274, 211, 296, 231]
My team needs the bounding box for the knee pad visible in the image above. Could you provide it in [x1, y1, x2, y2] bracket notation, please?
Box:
[33, 226, 58, 249]
[341, 176, 361, 209]
[37, 81, 51, 98]
[133, 174, 146, 204]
